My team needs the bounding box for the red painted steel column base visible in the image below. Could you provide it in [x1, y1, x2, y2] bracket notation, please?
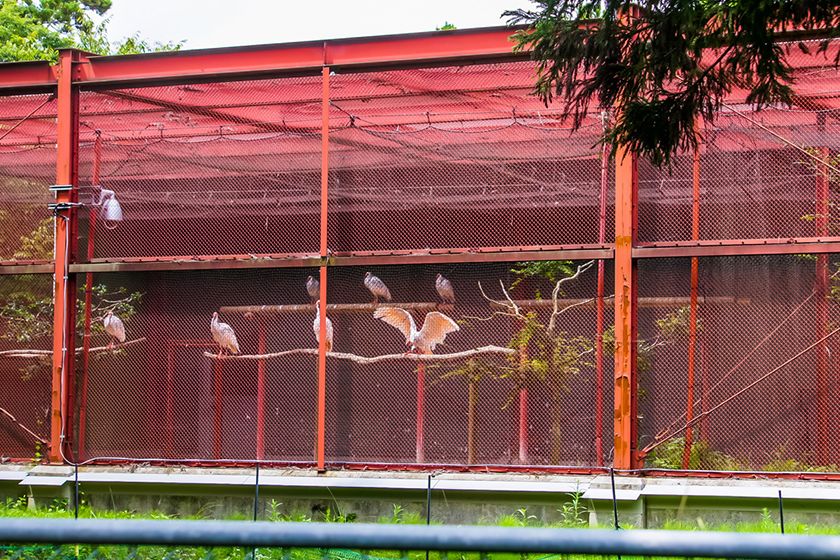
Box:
[518, 387, 528, 465]
[416, 364, 426, 464]
[257, 320, 266, 461]
[213, 359, 223, 460]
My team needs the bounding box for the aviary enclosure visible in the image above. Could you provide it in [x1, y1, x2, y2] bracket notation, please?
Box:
[0, 29, 838, 474]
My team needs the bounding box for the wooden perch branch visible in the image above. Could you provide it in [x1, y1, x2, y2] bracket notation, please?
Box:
[0, 337, 147, 359]
[203, 345, 516, 364]
[221, 302, 453, 316]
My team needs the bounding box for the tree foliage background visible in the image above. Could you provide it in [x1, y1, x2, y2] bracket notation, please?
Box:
[0, 0, 183, 62]
[505, 0, 840, 166]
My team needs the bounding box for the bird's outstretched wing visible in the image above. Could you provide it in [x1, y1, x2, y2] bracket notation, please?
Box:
[417, 312, 459, 351]
[105, 315, 126, 342]
[373, 307, 416, 341]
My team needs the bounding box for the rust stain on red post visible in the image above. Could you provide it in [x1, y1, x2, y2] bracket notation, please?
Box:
[613, 142, 638, 470]
[815, 146, 830, 465]
[315, 66, 330, 472]
[50, 50, 81, 464]
[682, 134, 701, 469]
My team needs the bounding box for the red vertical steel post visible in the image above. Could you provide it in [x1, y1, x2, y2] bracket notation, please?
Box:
[256, 318, 266, 460]
[815, 146, 830, 465]
[213, 358, 223, 459]
[165, 344, 175, 458]
[50, 49, 81, 463]
[518, 345, 529, 464]
[699, 335, 708, 441]
[416, 363, 426, 463]
[316, 65, 330, 471]
[613, 142, 638, 470]
[77, 131, 101, 461]
[594, 111, 610, 466]
[682, 132, 701, 469]
[518, 387, 528, 464]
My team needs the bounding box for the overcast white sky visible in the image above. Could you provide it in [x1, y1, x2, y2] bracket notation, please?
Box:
[104, 0, 535, 51]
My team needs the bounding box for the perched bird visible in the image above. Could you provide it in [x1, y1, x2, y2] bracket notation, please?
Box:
[210, 312, 240, 357]
[364, 272, 392, 304]
[435, 273, 456, 304]
[313, 300, 334, 352]
[373, 307, 459, 354]
[102, 311, 126, 349]
[306, 275, 320, 303]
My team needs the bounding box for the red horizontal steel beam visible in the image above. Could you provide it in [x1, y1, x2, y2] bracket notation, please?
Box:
[634, 237, 840, 258]
[62, 236, 840, 273]
[74, 27, 522, 89]
[67, 246, 614, 273]
[0, 27, 523, 94]
[0, 262, 53, 275]
[0, 61, 57, 94]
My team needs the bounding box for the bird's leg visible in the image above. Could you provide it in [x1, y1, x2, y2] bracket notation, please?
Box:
[217, 347, 223, 359]
[372, 296, 379, 306]
[106, 338, 114, 351]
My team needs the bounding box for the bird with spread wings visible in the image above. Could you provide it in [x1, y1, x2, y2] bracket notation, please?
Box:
[373, 307, 459, 354]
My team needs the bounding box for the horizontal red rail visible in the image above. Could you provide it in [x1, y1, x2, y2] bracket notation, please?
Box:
[633, 237, 840, 258]
[0, 27, 523, 94]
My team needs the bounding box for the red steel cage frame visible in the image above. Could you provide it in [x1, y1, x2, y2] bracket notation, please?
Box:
[1, 26, 839, 476]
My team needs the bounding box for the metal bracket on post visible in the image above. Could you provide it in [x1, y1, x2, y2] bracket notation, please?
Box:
[49, 184, 74, 195]
[48, 202, 82, 213]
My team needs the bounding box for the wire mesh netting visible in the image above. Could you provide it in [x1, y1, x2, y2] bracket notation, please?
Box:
[65, 259, 613, 468]
[328, 62, 612, 253]
[323, 262, 612, 467]
[68, 62, 614, 262]
[77, 77, 323, 260]
[0, 273, 52, 460]
[637, 255, 840, 472]
[2, 39, 840, 472]
[71, 269, 320, 463]
[638, 40, 840, 244]
[0, 93, 56, 263]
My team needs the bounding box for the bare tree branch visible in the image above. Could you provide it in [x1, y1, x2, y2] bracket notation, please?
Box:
[203, 345, 516, 364]
[549, 260, 595, 334]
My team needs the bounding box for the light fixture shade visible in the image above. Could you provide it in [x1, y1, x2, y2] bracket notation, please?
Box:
[99, 189, 123, 222]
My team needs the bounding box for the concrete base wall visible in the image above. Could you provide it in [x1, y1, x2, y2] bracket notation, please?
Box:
[3, 465, 840, 529]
